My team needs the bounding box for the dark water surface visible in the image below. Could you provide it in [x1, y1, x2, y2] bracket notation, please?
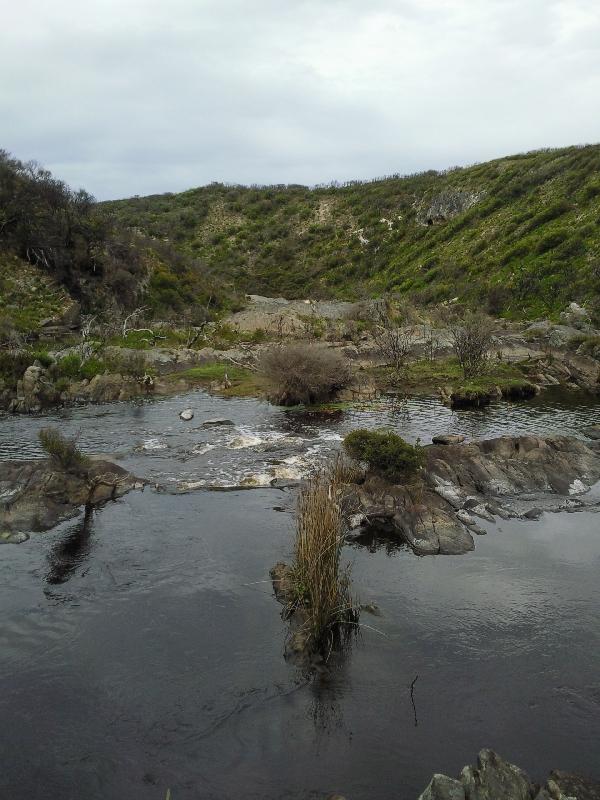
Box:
[1, 389, 600, 799]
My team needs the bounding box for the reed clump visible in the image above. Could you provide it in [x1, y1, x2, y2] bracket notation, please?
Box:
[290, 456, 358, 652]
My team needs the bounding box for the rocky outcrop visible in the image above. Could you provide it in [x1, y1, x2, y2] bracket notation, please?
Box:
[0, 458, 142, 539]
[418, 749, 600, 800]
[8, 363, 60, 413]
[560, 301, 592, 331]
[417, 190, 484, 226]
[346, 435, 600, 556]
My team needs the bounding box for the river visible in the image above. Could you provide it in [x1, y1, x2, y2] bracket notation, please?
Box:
[1, 388, 599, 799]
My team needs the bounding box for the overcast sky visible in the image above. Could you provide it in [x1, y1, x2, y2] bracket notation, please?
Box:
[2, 0, 599, 200]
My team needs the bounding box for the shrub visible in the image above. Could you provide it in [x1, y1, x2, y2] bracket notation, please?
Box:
[343, 429, 424, 481]
[38, 427, 90, 474]
[30, 350, 53, 368]
[259, 342, 353, 405]
[0, 351, 31, 387]
[450, 312, 493, 378]
[54, 353, 83, 379]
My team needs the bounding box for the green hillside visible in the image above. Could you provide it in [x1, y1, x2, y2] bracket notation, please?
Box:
[106, 144, 600, 320]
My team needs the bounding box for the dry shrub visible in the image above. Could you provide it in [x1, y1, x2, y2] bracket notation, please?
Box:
[450, 312, 493, 378]
[259, 342, 353, 405]
[292, 457, 358, 651]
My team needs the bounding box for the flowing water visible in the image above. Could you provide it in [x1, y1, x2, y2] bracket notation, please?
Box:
[1, 388, 599, 799]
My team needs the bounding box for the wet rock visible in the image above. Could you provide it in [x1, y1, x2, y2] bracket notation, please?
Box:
[427, 435, 600, 500]
[0, 459, 141, 534]
[583, 424, 600, 440]
[524, 507, 544, 520]
[201, 417, 234, 427]
[418, 774, 466, 800]
[549, 770, 600, 800]
[432, 434, 466, 445]
[0, 531, 30, 544]
[345, 435, 600, 557]
[418, 751, 599, 800]
[179, 409, 194, 421]
[460, 749, 532, 800]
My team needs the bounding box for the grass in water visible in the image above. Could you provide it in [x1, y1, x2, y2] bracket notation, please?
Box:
[290, 456, 359, 653]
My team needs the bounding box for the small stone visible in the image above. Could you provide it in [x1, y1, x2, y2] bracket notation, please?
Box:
[201, 417, 234, 427]
[179, 409, 194, 421]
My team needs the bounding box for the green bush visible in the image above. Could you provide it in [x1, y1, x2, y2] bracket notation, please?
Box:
[38, 427, 90, 474]
[30, 350, 53, 368]
[343, 429, 424, 481]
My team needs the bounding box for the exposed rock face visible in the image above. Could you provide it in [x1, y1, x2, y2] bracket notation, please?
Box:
[9, 364, 59, 413]
[346, 435, 600, 557]
[417, 190, 484, 225]
[560, 301, 592, 331]
[417, 750, 600, 800]
[0, 458, 141, 537]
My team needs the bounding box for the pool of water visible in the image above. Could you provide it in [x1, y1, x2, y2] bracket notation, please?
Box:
[1, 388, 599, 799]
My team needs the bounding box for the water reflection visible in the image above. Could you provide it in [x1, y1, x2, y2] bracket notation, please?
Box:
[45, 506, 94, 585]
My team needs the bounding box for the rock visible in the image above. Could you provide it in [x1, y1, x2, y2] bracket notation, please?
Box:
[0, 531, 30, 544]
[201, 417, 234, 427]
[179, 409, 194, 421]
[549, 770, 600, 800]
[460, 749, 533, 800]
[432, 434, 466, 445]
[524, 507, 543, 520]
[583, 424, 600, 440]
[418, 774, 466, 800]
[0, 459, 141, 534]
[417, 190, 484, 226]
[418, 751, 599, 800]
[560, 302, 592, 331]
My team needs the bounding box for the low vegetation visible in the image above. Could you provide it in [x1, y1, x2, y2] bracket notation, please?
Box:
[259, 342, 353, 405]
[38, 427, 90, 474]
[343, 429, 424, 481]
[106, 143, 600, 321]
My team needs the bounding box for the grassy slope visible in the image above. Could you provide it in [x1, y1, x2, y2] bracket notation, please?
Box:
[0, 252, 75, 330]
[105, 144, 600, 319]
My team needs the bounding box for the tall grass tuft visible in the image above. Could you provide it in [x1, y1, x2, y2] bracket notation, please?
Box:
[291, 456, 358, 652]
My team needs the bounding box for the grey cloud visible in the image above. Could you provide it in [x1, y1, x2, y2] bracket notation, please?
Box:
[2, 0, 599, 199]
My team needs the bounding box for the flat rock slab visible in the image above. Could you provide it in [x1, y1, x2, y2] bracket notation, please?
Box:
[432, 434, 466, 445]
[201, 417, 235, 427]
